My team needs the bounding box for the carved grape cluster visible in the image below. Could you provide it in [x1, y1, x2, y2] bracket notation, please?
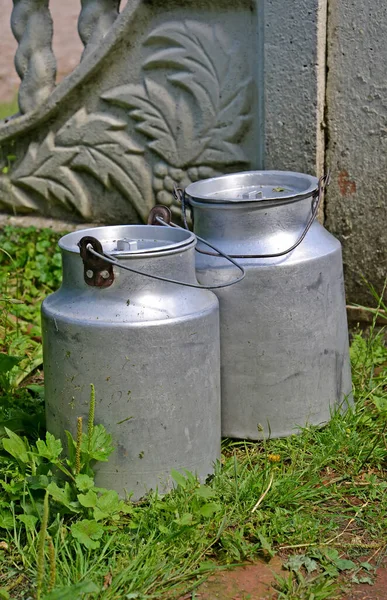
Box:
[152, 162, 219, 215]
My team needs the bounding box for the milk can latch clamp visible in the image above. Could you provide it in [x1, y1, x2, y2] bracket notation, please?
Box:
[78, 236, 114, 288]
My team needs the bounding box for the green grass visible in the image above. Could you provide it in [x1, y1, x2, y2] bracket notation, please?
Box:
[0, 226, 387, 599]
[0, 96, 19, 122]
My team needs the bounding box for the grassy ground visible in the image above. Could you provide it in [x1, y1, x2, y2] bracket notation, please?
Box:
[0, 225, 387, 600]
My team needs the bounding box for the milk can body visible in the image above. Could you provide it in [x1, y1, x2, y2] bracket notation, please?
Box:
[186, 171, 352, 440]
[42, 225, 221, 499]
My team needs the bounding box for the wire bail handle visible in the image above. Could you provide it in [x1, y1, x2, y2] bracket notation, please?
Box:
[79, 220, 246, 291]
[173, 171, 331, 259]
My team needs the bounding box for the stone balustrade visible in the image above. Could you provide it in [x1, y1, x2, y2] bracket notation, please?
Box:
[11, 0, 57, 114]
[11, 0, 122, 114]
[78, 0, 120, 60]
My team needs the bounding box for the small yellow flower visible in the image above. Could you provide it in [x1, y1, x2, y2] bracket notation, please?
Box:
[268, 453, 281, 463]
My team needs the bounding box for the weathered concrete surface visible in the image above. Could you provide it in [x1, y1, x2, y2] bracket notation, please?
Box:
[264, 0, 327, 176]
[0, 213, 97, 232]
[325, 0, 387, 304]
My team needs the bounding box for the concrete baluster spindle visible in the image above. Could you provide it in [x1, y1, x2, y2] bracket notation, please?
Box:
[78, 0, 120, 60]
[11, 0, 56, 114]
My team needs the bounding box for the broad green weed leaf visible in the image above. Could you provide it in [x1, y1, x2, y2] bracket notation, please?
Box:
[323, 563, 339, 577]
[194, 486, 216, 499]
[174, 513, 194, 526]
[284, 554, 318, 573]
[372, 395, 387, 412]
[36, 432, 62, 461]
[94, 507, 115, 521]
[323, 548, 339, 561]
[78, 490, 97, 509]
[198, 503, 221, 518]
[47, 482, 78, 512]
[93, 490, 127, 521]
[334, 558, 356, 571]
[0, 354, 20, 375]
[171, 469, 187, 489]
[1, 479, 24, 495]
[71, 519, 104, 549]
[357, 576, 374, 584]
[303, 556, 318, 574]
[82, 425, 114, 462]
[26, 383, 45, 398]
[27, 474, 50, 490]
[96, 490, 120, 510]
[42, 580, 99, 599]
[2, 428, 29, 463]
[18, 514, 38, 531]
[120, 503, 133, 515]
[0, 511, 14, 529]
[75, 474, 94, 492]
[323, 547, 356, 572]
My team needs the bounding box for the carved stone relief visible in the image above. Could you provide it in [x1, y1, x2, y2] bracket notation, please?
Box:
[1, 109, 153, 220]
[0, 7, 254, 222]
[104, 21, 253, 215]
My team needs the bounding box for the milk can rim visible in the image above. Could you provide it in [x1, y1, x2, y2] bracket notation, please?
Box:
[185, 170, 319, 204]
[58, 224, 197, 256]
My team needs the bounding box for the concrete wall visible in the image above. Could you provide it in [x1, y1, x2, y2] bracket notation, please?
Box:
[264, 0, 327, 178]
[325, 0, 387, 305]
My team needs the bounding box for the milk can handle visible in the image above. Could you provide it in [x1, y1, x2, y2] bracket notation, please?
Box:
[79, 232, 245, 290]
[175, 171, 330, 259]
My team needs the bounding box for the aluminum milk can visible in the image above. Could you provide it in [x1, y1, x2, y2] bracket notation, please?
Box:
[185, 171, 352, 440]
[42, 225, 221, 499]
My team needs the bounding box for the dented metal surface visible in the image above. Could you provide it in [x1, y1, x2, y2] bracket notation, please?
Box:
[42, 224, 221, 499]
[186, 171, 353, 440]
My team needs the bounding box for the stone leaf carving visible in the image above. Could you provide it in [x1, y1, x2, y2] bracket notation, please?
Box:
[55, 109, 153, 221]
[103, 20, 253, 169]
[4, 108, 152, 220]
[104, 78, 208, 168]
[10, 132, 90, 217]
[0, 174, 40, 212]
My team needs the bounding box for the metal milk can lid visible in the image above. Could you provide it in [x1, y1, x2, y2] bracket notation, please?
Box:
[185, 170, 319, 204]
[59, 224, 196, 257]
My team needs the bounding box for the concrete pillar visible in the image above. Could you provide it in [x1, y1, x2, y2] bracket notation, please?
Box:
[264, 0, 328, 178]
[325, 0, 387, 304]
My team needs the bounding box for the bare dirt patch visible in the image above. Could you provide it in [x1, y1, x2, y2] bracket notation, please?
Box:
[182, 558, 283, 600]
